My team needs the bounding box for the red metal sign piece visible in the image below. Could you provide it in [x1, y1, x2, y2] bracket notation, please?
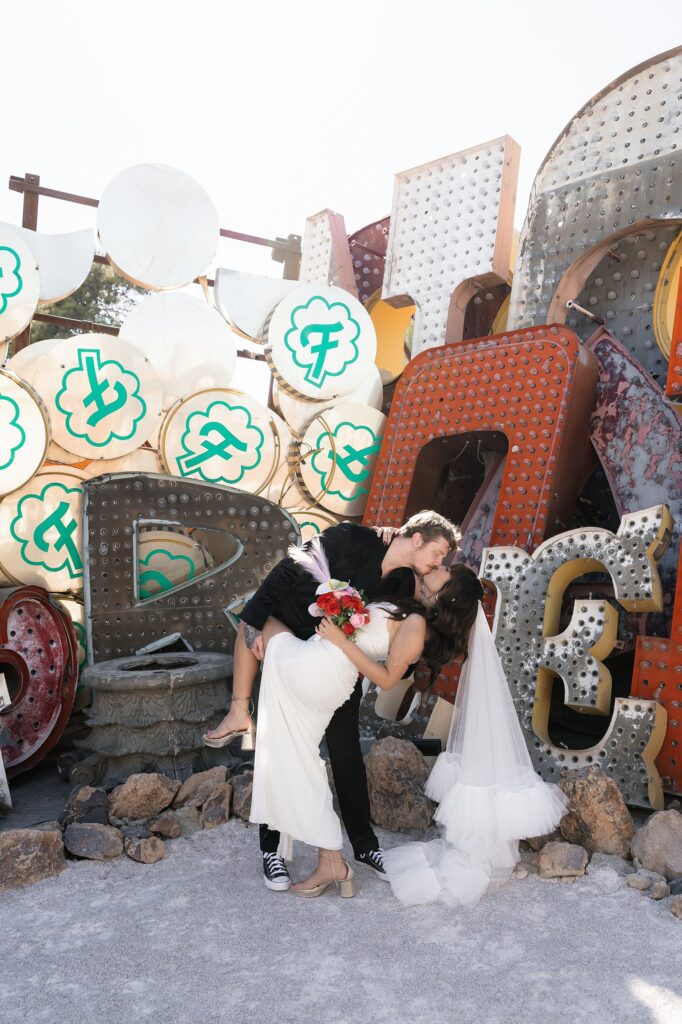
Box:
[0, 586, 79, 777]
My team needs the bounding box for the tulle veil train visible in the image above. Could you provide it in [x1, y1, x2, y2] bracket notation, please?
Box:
[384, 605, 567, 907]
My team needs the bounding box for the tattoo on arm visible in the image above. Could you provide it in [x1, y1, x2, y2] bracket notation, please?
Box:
[243, 624, 263, 651]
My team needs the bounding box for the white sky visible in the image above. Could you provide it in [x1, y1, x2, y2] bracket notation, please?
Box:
[1, 1, 679, 279]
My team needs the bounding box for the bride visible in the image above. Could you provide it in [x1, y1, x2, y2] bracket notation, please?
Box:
[249, 540, 481, 898]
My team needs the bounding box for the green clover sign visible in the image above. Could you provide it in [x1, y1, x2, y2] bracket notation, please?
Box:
[55, 348, 147, 447]
[10, 482, 83, 580]
[0, 395, 26, 470]
[176, 399, 264, 485]
[284, 295, 361, 389]
[0, 246, 23, 315]
[311, 421, 383, 502]
[139, 548, 197, 599]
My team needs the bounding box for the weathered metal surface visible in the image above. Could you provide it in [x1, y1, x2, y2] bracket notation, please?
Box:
[0, 586, 79, 777]
[83, 473, 299, 662]
[382, 136, 519, 355]
[631, 546, 682, 795]
[364, 325, 597, 550]
[508, 48, 682, 332]
[298, 209, 358, 296]
[348, 218, 389, 305]
[570, 225, 679, 386]
[75, 651, 235, 787]
[587, 327, 681, 634]
[482, 506, 672, 808]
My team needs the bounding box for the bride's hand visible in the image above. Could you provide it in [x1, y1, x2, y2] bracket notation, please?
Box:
[316, 617, 348, 647]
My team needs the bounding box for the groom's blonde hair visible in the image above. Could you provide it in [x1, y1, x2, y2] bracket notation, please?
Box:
[398, 511, 461, 551]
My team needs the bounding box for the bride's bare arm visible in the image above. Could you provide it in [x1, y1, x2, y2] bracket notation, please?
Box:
[315, 614, 426, 690]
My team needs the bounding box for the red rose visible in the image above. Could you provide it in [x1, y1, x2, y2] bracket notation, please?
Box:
[342, 621, 355, 636]
[341, 596, 353, 609]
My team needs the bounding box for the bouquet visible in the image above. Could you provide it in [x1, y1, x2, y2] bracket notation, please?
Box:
[308, 580, 371, 639]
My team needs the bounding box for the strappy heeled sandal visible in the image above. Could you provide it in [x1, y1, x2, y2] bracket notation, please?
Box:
[202, 698, 256, 750]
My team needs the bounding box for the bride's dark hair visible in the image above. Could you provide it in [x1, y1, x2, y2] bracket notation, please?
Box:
[392, 564, 484, 681]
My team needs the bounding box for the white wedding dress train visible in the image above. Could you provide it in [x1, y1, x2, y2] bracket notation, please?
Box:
[250, 603, 393, 850]
[384, 605, 567, 907]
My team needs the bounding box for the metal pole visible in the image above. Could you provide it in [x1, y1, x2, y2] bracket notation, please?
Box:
[12, 173, 40, 353]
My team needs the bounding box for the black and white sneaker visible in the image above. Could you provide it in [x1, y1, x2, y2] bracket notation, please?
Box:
[262, 852, 291, 891]
[354, 848, 389, 881]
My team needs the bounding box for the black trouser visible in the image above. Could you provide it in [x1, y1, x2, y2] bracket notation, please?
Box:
[259, 675, 378, 857]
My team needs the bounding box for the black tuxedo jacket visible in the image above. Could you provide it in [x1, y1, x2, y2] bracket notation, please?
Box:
[240, 522, 415, 640]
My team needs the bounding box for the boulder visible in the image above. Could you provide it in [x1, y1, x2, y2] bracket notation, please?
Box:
[630, 810, 682, 881]
[124, 835, 167, 864]
[201, 782, 233, 830]
[64, 823, 124, 861]
[587, 852, 635, 876]
[669, 878, 682, 897]
[173, 767, 228, 809]
[60, 786, 108, 828]
[30, 820, 63, 833]
[649, 881, 670, 900]
[670, 896, 682, 920]
[173, 805, 202, 835]
[0, 829, 66, 890]
[533, 841, 588, 879]
[364, 738, 435, 832]
[231, 772, 254, 821]
[150, 810, 183, 839]
[559, 767, 634, 858]
[107, 773, 181, 821]
[626, 869, 665, 891]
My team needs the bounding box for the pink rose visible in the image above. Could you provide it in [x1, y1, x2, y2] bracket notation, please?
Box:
[349, 613, 365, 628]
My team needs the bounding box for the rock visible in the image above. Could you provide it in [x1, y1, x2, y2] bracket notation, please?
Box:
[0, 829, 66, 890]
[587, 852, 635, 876]
[60, 786, 108, 828]
[30, 820, 63, 833]
[533, 841, 588, 879]
[525, 831, 561, 852]
[120, 822, 152, 841]
[559, 876, 577, 884]
[512, 866, 529, 880]
[559, 767, 634, 858]
[63, 822, 124, 861]
[231, 772, 253, 821]
[173, 805, 202, 835]
[364, 738, 435, 831]
[669, 878, 682, 897]
[626, 870, 665, 891]
[590, 867, 626, 893]
[670, 896, 682, 920]
[649, 881, 670, 900]
[107, 773, 181, 821]
[124, 835, 167, 864]
[630, 810, 682, 881]
[201, 782, 233, 830]
[173, 767, 227, 809]
[150, 810, 183, 839]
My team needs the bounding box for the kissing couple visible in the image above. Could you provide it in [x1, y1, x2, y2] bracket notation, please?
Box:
[204, 511, 566, 907]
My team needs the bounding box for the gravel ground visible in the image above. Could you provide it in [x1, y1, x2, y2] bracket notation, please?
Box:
[2, 767, 682, 1024]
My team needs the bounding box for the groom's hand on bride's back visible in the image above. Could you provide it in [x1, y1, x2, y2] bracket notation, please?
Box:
[372, 525, 398, 545]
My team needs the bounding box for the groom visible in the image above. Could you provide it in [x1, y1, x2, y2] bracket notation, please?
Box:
[205, 510, 459, 890]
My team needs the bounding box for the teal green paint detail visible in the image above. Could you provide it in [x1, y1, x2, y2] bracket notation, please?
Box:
[10, 482, 83, 579]
[311, 422, 383, 502]
[0, 395, 26, 470]
[0, 246, 24, 315]
[55, 348, 147, 447]
[298, 520, 321, 535]
[176, 400, 265, 485]
[284, 295, 360, 389]
[138, 547, 196, 599]
[73, 621, 88, 671]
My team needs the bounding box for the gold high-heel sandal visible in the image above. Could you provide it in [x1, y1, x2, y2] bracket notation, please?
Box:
[203, 698, 256, 750]
[291, 856, 355, 899]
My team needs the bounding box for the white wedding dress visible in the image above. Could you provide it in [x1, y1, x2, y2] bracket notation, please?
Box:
[384, 605, 568, 907]
[249, 603, 393, 850]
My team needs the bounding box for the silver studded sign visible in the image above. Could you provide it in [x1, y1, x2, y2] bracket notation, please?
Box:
[481, 505, 673, 809]
[83, 473, 299, 662]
